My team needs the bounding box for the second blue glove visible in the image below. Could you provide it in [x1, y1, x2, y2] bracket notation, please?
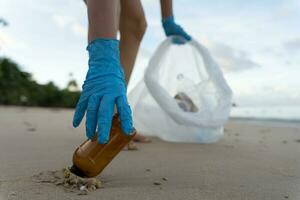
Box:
[162, 16, 191, 44]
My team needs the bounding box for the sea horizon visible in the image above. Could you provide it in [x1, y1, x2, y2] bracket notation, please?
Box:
[230, 105, 300, 123]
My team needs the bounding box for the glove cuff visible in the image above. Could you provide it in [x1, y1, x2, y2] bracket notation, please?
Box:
[162, 15, 175, 25]
[86, 38, 124, 79]
[87, 38, 120, 61]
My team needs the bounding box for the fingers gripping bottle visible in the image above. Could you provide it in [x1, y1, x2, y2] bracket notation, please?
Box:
[70, 114, 136, 178]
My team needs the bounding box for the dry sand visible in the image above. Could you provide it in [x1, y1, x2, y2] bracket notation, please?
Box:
[0, 106, 299, 200]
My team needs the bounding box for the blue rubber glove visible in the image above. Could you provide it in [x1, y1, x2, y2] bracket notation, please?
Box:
[162, 16, 191, 44]
[73, 39, 133, 144]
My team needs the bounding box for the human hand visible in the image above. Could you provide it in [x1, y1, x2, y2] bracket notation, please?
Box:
[162, 16, 191, 44]
[73, 39, 133, 144]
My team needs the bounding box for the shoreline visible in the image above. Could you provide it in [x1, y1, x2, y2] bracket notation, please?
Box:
[230, 116, 300, 124]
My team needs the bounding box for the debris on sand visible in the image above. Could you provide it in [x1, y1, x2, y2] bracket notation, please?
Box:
[24, 121, 37, 132]
[23, 121, 32, 126]
[295, 139, 300, 143]
[8, 191, 17, 197]
[153, 181, 162, 185]
[162, 177, 168, 181]
[32, 168, 102, 195]
[27, 127, 36, 132]
[145, 169, 151, 172]
[78, 185, 89, 195]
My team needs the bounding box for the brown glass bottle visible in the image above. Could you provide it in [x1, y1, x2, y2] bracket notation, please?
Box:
[70, 114, 136, 178]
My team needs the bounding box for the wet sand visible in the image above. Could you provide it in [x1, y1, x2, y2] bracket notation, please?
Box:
[0, 106, 299, 200]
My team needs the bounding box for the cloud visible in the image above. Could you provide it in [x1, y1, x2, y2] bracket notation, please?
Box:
[206, 42, 260, 72]
[51, 14, 86, 37]
[71, 23, 87, 37]
[52, 14, 75, 28]
[272, 0, 300, 19]
[0, 30, 26, 50]
[283, 38, 300, 52]
[0, 31, 16, 47]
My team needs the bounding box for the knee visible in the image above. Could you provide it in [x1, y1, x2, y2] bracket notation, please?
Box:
[125, 17, 147, 41]
[134, 18, 147, 40]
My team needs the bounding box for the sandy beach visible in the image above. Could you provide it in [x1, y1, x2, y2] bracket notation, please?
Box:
[0, 106, 299, 200]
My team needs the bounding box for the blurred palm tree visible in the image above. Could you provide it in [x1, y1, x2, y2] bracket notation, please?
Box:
[0, 17, 8, 52]
[0, 18, 8, 27]
[67, 72, 80, 92]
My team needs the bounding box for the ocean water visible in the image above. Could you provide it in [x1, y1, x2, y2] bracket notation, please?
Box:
[230, 106, 300, 122]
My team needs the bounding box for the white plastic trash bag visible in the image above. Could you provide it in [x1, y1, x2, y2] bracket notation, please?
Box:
[128, 37, 233, 143]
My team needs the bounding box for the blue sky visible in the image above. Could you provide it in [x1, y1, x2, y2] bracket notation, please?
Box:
[0, 0, 300, 107]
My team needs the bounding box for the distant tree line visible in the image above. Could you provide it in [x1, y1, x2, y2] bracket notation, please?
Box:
[0, 57, 80, 108]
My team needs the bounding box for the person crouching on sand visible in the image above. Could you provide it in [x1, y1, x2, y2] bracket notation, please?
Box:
[73, 0, 191, 150]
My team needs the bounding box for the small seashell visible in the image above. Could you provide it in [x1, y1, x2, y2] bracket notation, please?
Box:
[80, 185, 87, 191]
[95, 180, 102, 189]
[162, 177, 168, 181]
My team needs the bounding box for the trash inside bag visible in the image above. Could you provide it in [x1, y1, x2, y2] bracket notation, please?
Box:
[128, 37, 232, 143]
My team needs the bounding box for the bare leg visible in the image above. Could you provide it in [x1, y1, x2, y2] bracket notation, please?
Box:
[86, 0, 119, 42]
[119, 0, 151, 149]
[119, 0, 147, 83]
[85, 0, 149, 149]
